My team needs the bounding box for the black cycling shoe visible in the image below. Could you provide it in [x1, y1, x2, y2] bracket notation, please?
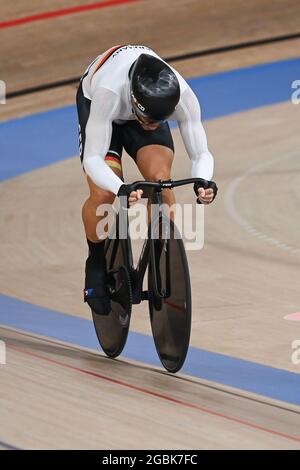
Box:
[84, 256, 111, 315]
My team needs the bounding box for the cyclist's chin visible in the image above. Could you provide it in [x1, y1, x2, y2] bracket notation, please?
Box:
[140, 123, 160, 131]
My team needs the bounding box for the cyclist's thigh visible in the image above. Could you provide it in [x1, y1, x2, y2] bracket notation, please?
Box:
[136, 144, 174, 180]
[121, 120, 174, 176]
[86, 172, 121, 204]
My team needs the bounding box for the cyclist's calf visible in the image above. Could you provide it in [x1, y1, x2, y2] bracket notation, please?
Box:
[83, 176, 116, 242]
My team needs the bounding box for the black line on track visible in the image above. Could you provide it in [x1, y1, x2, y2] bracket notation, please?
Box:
[6, 32, 300, 99]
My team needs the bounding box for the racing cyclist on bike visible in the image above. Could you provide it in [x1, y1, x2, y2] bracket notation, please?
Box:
[76, 44, 218, 315]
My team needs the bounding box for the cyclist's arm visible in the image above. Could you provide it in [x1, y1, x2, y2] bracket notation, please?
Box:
[175, 87, 214, 180]
[82, 87, 123, 195]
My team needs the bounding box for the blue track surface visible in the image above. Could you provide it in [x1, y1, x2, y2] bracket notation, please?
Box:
[1, 58, 299, 181]
[1, 294, 300, 405]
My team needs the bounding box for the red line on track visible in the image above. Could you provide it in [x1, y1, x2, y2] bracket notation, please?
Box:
[0, 0, 139, 29]
[8, 344, 300, 444]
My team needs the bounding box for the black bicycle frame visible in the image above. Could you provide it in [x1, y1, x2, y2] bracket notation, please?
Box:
[110, 177, 206, 304]
[117, 187, 166, 304]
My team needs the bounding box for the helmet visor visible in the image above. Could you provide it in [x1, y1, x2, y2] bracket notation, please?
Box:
[131, 92, 171, 124]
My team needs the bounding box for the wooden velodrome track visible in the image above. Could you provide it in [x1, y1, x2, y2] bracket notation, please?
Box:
[1, 0, 300, 450]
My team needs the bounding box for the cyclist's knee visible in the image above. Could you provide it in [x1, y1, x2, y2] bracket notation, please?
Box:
[86, 175, 116, 205]
[89, 189, 115, 206]
[147, 171, 171, 182]
[85, 179, 114, 205]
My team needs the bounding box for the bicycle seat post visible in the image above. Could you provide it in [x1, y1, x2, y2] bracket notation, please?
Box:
[152, 187, 163, 206]
[118, 196, 129, 240]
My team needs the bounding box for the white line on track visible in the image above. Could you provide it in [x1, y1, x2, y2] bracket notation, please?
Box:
[224, 152, 300, 255]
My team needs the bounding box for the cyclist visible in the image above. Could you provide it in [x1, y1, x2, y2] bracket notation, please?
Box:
[76, 44, 218, 315]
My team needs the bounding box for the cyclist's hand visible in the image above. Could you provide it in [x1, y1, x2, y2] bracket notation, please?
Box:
[194, 179, 218, 204]
[128, 189, 143, 206]
[197, 187, 214, 204]
[117, 184, 143, 208]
